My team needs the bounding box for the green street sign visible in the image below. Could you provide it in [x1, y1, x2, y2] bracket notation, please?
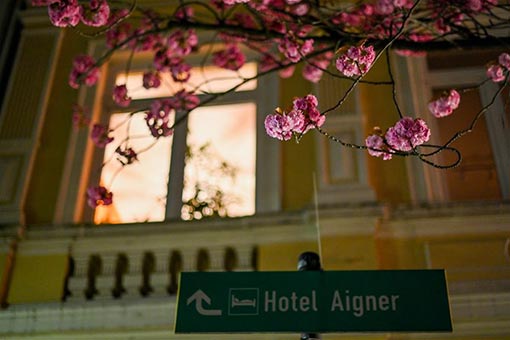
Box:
[175, 270, 452, 333]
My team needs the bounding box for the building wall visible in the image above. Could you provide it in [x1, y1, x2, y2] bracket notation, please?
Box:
[0, 3, 509, 340]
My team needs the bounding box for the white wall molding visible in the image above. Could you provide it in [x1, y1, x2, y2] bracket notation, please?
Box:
[314, 75, 376, 205]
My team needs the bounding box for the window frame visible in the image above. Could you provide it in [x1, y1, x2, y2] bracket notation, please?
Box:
[393, 53, 510, 202]
[55, 40, 281, 224]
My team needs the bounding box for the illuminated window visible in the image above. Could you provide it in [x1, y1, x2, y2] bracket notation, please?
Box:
[183, 103, 256, 219]
[91, 61, 273, 224]
[94, 112, 173, 223]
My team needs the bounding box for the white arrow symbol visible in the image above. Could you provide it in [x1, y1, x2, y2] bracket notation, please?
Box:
[186, 289, 222, 316]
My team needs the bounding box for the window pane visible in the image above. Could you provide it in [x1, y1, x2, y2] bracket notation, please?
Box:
[94, 113, 173, 223]
[116, 62, 258, 100]
[182, 103, 256, 219]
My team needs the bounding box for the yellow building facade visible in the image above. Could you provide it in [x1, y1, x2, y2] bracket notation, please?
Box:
[0, 1, 509, 339]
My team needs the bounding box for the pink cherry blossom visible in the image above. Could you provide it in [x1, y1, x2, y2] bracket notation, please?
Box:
[167, 29, 198, 57]
[81, 0, 110, 27]
[154, 49, 173, 71]
[143, 72, 161, 89]
[115, 146, 138, 165]
[172, 90, 200, 111]
[113, 85, 132, 107]
[212, 44, 246, 71]
[69, 55, 100, 89]
[467, 0, 482, 11]
[287, 109, 306, 133]
[385, 117, 431, 152]
[106, 8, 129, 25]
[106, 22, 132, 49]
[175, 6, 194, 20]
[226, 13, 257, 30]
[292, 3, 309, 16]
[487, 64, 505, 83]
[306, 108, 325, 130]
[131, 14, 164, 52]
[279, 65, 296, 78]
[486, 52, 510, 83]
[259, 54, 295, 78]
[136, 32, 163, 52]
[375, 0, 413, 14]
[294, 25, 313, 38]
[365, 134, 393, 160]
[302, 63, 324, 83]
[331, 3, 374, 28]
[260, 55, 279, 73]
[170, 59, 192, 82]
[498, 53, 510, 69]
[466, 0, 497, 12]
[87, 186, 113, 208]
[291, 94, 325, 131]
[264, 109, 301, 140]
[428, 89, 461, 118]
[375, 0, 395, 15]
[302, 51, 333, 83]
[293, 94, 318, 112]
[146, 99, 175, 137]
[278, 35, 314, 63]
[155, 51, 192, 75]
[267, 20, 286, 34]
[48, 0, 82, 27]
[336, 44, 376, 78]
[265, 106, 314, 139]
[91, 123, 113, 148]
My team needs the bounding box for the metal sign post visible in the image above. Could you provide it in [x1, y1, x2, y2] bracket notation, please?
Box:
[297, 252, 322, 340]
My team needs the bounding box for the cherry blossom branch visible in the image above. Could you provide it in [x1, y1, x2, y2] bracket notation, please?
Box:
[424, 74, 509, 157]
[34, 0, 510, 208]
[385, 49, 404, 119]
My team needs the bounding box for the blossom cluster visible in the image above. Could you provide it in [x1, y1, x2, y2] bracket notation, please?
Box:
[264, 94, 324, 141]
[428, 90, 460, 118]
[145, 90, 199, 138]
[332, 0, 497, 40]
[34, 0, 510, 210]
[429, 0, 497, 34]
[365, 117, 431, 160]
[113, 85, 131, 107]
[69, 55, 100, 89]
[116, 146, 138, 165]
[87, 186, 113, 208]
[33, 0, 111, 27]
[487, 53, 510, 83]
[278, 35, 314, 63]
[335, 44, 376, 78]
[212, 44, 246, 71]
[90, 123, 114, 148]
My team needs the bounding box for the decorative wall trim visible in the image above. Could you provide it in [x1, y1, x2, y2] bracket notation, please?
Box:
[0, 18, 62, 225]
[314, 73, 375, 204]
[1, 291, 509, 337]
